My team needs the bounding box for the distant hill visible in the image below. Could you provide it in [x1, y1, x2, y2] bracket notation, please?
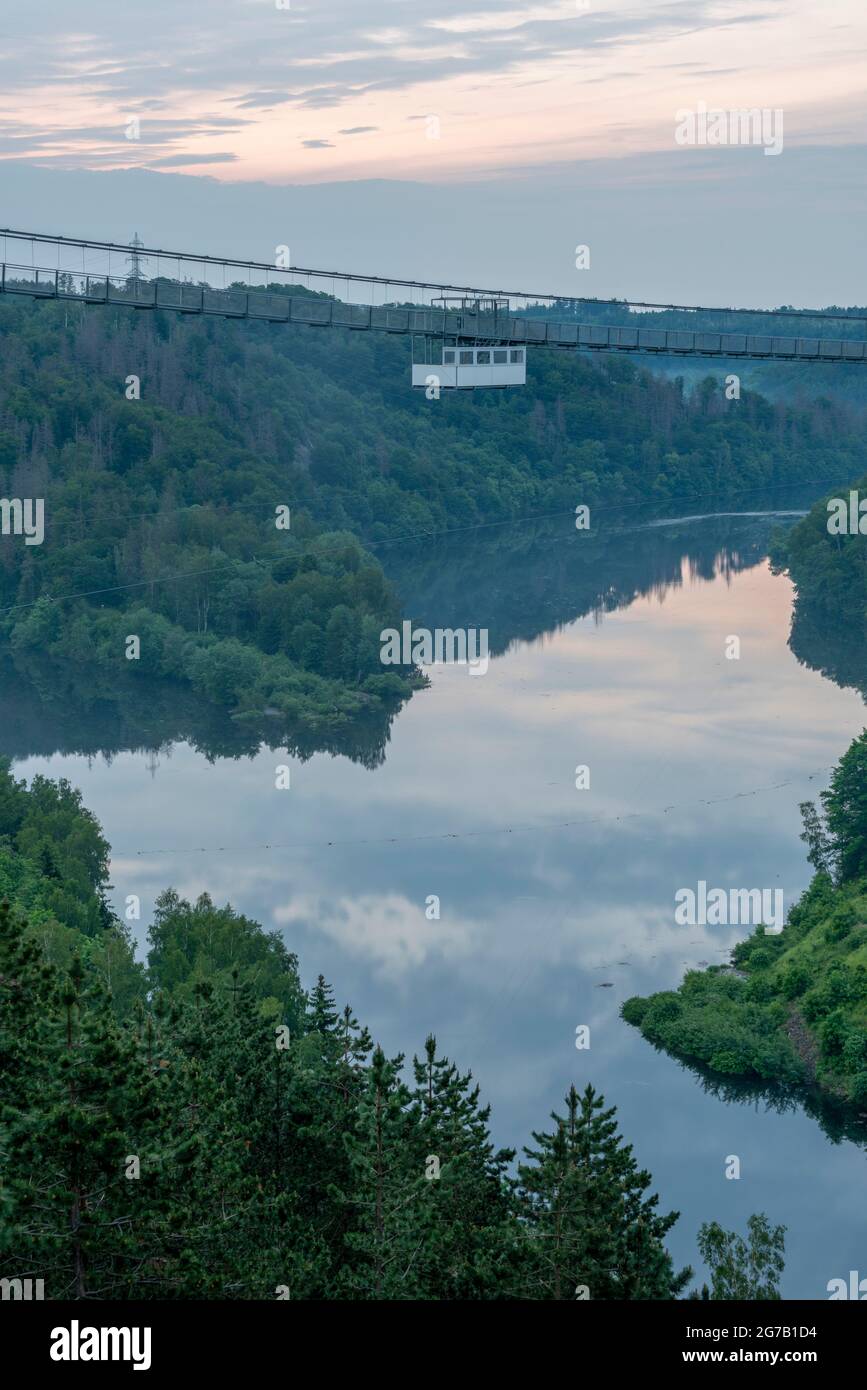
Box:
[0, 289, 863, 746]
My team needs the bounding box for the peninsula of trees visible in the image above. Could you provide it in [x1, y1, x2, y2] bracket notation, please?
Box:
[623, 734, 867, 1112]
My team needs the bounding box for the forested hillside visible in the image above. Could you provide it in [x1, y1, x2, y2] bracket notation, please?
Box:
[0, 292, 863, 746]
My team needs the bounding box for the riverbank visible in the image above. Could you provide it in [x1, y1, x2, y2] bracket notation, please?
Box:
[623, 834, 867, 1112]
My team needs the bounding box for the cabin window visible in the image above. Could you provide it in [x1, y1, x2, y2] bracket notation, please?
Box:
[476, 350, 491, 364]
[459, 350, 473, 364]
[493, 350, 507, 363]
[510, 349, 524, 363]
[443, 350, 455, 363]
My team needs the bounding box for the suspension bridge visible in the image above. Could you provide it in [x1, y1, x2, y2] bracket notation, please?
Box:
[1, 228, 865, 383]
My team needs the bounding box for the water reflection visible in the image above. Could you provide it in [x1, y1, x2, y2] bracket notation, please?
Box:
[6, 495, 867, 1298]
[0, 650, 401, 769]
[650, 1043, 867, 1148]
[789, 601, 867, 703]
[387, 506, 806, 659]
[0, 497, 820, 767]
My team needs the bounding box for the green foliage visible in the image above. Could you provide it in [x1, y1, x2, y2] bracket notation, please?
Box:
[0, 916, 163, 1297]
[623, 967, 804, 1086]
[0, 759, 144, 1015]
[799, 799, 835, 879]
[1, 295, 863, 740]
[0, 294, 417, 735]
[822, 732, 867, 884]
[624, 736, 867, 1108]
[747, 947, 774, 972]
[696, 1213, 786, 1300]
[146, 888, 304, 1024]
[780, 963, 811, 1000]
[850, 1072, 867, 1105]
[621, 995, 650, 1027]
[745, 975, 776, 1003]
[516, 1084, 691, 1300]
[0, 760, 714, 1301]
[0, 886, 702, 1301]
[0, 757, 112, 938]
[624, 873, 867, 1098]
[842, 1028, 867, 1072]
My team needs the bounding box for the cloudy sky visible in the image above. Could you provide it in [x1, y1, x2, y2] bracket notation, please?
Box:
[1, 0, 865, 181]
[0, 1, 864, 303]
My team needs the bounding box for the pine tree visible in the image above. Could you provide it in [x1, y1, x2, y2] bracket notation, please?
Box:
[147, 973, 333, 1299]
[409, 1034, 519, 1298]
[336, 1002, 374, 1102]
[517, 1084, 596, 1299]
[0, 899, 57, 1268]
[308, 974, 339, 1037]
[147, 979, 276, 1297]
[257, 980, 371, 1277]
[1, 918, 164, 1298]
[517, 1084, 691, 1300]
[338, 1045, 426, 1299]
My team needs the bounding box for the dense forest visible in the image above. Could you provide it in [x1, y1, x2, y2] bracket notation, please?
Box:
[623, 733, 867, 1113]
[0, 756, 790, 1300]
[0, 290, 864, 751]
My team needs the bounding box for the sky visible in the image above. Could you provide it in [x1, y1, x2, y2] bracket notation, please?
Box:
[1, 0, 865, 181]
[0, 0, 865, 301]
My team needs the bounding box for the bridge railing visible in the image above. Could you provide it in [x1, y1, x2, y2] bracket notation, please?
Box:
[574, 323, 867, 360]
[2, 258, 866, 363]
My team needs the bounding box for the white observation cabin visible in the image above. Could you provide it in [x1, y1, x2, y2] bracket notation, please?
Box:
[411, 296, 527, 391]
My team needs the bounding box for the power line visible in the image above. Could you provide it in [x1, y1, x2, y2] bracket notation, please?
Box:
[3, 226, 865, 323]
[119, 768, 832, 861]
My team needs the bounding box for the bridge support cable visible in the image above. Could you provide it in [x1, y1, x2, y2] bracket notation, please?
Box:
[1, 228, 865, 364]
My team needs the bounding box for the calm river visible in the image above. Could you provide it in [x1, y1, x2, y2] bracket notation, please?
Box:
[7, 496, 867, 1298]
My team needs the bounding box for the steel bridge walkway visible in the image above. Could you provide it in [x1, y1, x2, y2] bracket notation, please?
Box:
[2, 228, 865, 365]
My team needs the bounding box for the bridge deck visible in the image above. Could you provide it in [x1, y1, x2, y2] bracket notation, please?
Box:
[2, 261, 865, 364]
